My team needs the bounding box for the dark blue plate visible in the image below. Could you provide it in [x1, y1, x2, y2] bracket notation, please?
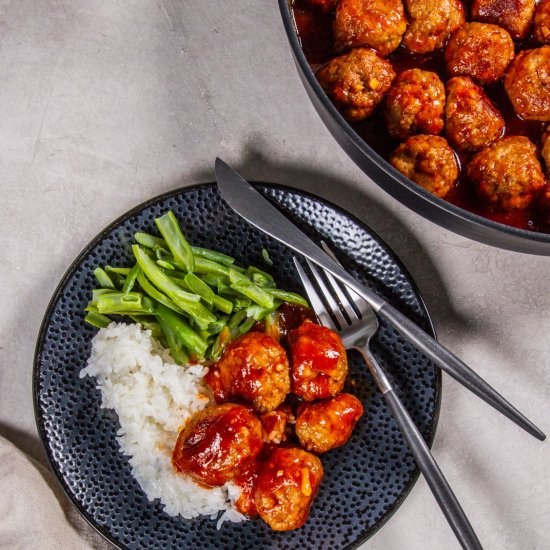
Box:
[34, 183, 441, 550]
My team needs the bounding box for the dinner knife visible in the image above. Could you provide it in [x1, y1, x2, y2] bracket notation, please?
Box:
[214, 157, 546, 441]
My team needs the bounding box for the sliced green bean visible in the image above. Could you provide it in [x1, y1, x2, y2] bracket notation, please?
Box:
[155, 211, 194, 273]
[230, 280, 274, 308]
[239, 317, 256, 333]
[84, 311, 112, 328]
[122, 264, 140, 294]
[157, 259, 176, 270]
[105, 266, 132, 276]
[265, 288, 309, 308]
[158, 317, 188, 365]
[194, 257, 230, 277]
[133, 245, 216, 329]
[155, 303, 208, 358]
[228, 309, 247, 330]
[136, 271, 184, 315]
[191, 246, 235, 266]
[94, 267, 117, 290]
[210, 326, 231, 361]
[184, 272, 215, 304]
[261, 248, 273, 266]
[246, 266, 275, 287]
[97, 292, 155, 315]
[246, 301, 281, 321]
[135, 232, 166, 249]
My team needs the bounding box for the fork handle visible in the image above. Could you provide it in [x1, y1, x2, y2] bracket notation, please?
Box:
[378, 302, 545, 441]
[358, 346, 483, 550]
[383, 389, 483, 550]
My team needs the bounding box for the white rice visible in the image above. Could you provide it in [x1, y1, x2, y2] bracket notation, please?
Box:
[80, 322, 247, 527]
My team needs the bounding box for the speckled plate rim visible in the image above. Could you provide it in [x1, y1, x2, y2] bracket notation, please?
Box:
[33, 181, 442, 550]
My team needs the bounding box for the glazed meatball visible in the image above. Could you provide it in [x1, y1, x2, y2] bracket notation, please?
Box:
[217, 332, 290, 413]
[317, 48, 396, 122]
[234, 459, 260, 517]
[445, 76, 504, 151]
[390, 135, 459, 197]
[384, 69, 445, 140]
[504, 47, 550, 122]
[445, 22, 515, 85]
[260, 404, 294, 444]
[467, 136, 546, 210]
[471, 0, 534, 39]
[334, 0, 407, 56]
[289, 320, 348, 401]
[542, 127, 550, 175]
[305, 0, 338, 12]
[255, 447, 324, 531]
[172, 403, 263, 487]
[295, 393, 364, 454]
[402, 0, 465, 54]
[534, 0, 550, 44]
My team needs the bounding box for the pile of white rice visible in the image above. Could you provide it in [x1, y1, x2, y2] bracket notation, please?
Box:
[80, 322, 246, 527]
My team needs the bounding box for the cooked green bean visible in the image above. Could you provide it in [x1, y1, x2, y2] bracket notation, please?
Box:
[94, 267, 117, 290]
[136, 271, 184, 315]
[265, 288, 309, 308]
[135, 232, 166, 249]
[155, 303, 208, 358]
[191, 246, 235, 266]
[97, 292, 155, 315]
[194, 257, 231, 277]
[155, 211, 194, 273]
[122, 264, 140, 294]
[84, 311, 112, 328]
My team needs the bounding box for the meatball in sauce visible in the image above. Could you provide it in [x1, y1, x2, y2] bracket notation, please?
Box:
[390, 135, 459, 198]
[255, 447, 324, 531]
[296, 393, 364, 454]
[534, 0, 550, 44]
[467, 136, 546, 210]
[317, 48, 396, 122]
[384, 68, 446, 140]
[471, 0, 535, 39]
[504, 46, 550, 122]
[172, 403, 263, 487]
[334, 0, 408, 56]
[445, 76, 504, 151]
[289, 320, 349, 401]
[216, 332, 290, 413]
[402, 0, 465, 54]
[445, 22, 515, 85]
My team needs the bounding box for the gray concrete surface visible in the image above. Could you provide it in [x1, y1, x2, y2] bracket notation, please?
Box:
[1, 1, 549, 548]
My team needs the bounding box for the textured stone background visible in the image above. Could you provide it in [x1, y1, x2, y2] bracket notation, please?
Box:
[1, 1, 549, 548]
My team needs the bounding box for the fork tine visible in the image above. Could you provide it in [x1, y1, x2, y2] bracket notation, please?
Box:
[320, 241, 372, 318]
[319, 242, 360, 321]
[303, 258, 349, 329]
[292, 257, 337, 331]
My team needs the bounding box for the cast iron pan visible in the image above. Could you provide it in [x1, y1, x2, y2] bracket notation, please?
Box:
[278, 0, 550, 255]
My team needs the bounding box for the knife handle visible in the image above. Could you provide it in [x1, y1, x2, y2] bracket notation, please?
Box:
[378, 302, 545, 441]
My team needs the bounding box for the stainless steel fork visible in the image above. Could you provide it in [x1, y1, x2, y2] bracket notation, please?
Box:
[294, 244, 483, 550]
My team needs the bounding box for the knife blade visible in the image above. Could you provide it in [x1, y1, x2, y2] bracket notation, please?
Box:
[215, 157, 545, 441]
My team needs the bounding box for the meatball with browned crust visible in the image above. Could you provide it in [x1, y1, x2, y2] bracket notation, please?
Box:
[445, 76, 504, 151]
[504, 47, 550, 122]
[172, 403, 263, 487]
[390, 135, 459, 197]
[296, 393, 364, 454]
[385, 69, 445, 140]
[217, 332, 290, 413]
[334, 0, 407, 56]
[402, 0, 465, 54]
[542, 127, 550, 175]
[471, 0, 534, 39]
[317, 48, 395, 122]
[255, 447, 323, 531]
[289, 320, 348, 401]
[467, 136, 546, 210]
[445, 22, 515, 85]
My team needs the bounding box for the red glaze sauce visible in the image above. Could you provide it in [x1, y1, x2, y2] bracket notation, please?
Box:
[291, 0, 549, 232]
[234, 459, 260, 517]
[172, 403, 263, 487]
